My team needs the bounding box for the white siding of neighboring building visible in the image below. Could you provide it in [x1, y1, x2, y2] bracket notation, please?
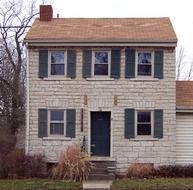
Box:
[176, 113, 193, 164]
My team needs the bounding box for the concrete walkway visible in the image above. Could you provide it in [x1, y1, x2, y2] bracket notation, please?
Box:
[83, 180, 113, 190]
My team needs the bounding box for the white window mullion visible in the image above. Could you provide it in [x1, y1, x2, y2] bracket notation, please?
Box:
[48, 110, 50, 136]
[151, 111, 154, 138]
[64, 110, 66, 137]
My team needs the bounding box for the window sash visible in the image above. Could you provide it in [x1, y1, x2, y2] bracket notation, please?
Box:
[92, 51, 110, 77]
[48, 110, 66, 136]
[136, 51, 154, 77]
[51, 51, 65, 64]
[136, 110, 153, 137]
[50, 123, 64, 135]
[137, 124, 151, 136]
[94, 64, 109, 75]
[48, 51, 66, 76]
[94, 52, 109, 64]
[51, 64, 65, 75]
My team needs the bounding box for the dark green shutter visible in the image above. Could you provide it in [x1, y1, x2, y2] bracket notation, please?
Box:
[154, 50, 164, 79]
[154, 109, 163, 138]
[66, 109, 76, 138]
[111, 48, 121, 79]
[125, 48, 135, 78]
[125, 109, 135, 138]
[38, 109, 48, 138]
[39, 50, 48, 78]
[83, 50, 92, 78]
[67, 50, 76, 78]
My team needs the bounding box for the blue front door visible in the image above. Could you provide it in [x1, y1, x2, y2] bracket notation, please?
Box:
[91, 112, 111, 156]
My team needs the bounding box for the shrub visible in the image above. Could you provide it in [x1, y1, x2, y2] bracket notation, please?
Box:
[25, 153, 46, 178]
[0, 128, 16, 157]
[0, 128, 16, 178]
[0, 149, 46, 178]
[51, 144, 93, 182]
[0, 156, 8, 178]
[5, 149, 26, 178]
[155, 165, 193, 177]
[127, 163, 154, 178]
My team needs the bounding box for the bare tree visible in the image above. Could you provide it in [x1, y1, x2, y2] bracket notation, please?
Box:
[0, 0, 38, 135]
[176, 47, 186, 80]
[186, 60, 193, 80]
[176, 46, 193, 80]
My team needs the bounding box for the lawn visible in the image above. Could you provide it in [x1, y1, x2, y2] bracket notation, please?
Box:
[112, 178, 193, 190]
[0, 179, 81, 190]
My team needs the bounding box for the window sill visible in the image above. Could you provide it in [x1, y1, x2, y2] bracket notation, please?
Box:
[130, 78, 159, 82]
[43, 136, 72, 141]
[130, 137, 159, 141]
[86, 78, 115, 81]
[42, 78, 72, 81]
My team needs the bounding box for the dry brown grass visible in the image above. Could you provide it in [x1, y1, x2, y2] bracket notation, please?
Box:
[127, 163, 154, 178]
[51, 144, 94, 182]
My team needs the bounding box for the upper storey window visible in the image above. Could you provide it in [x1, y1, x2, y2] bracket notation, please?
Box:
[137, 52, 153, 77]
[125, 49, 163, 79]
[39, 49, 76, 78]
[93, 51, 110, 76]
[50, 51, 65, 75]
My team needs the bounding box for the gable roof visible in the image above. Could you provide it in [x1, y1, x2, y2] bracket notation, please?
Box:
[25, 17, 177, 44]
[176, 81, 193, 110]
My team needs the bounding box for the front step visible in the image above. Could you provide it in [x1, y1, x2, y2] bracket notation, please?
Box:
[83, 180, 113, 190]
[88, 161, 116, 180]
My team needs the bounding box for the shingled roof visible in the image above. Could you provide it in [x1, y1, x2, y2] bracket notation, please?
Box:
[176, 81, 193, 109]
[25, 17, 177, 44]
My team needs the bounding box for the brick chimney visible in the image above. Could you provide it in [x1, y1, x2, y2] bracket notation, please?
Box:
[40, 5, 53, 21]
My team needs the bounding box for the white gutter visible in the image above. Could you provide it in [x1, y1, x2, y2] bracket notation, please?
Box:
[26, 42, 177, 48]
[25, 42, 30, 154]
[176, 106, 193, 113]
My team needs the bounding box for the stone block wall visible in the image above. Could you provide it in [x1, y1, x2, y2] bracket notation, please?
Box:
[28, 47, 176, 174]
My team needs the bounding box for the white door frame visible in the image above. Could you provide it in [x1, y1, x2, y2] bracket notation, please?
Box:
[88, 108, 113, 158]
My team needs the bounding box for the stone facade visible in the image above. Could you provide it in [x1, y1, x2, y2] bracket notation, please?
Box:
[27, 47, 176, 174]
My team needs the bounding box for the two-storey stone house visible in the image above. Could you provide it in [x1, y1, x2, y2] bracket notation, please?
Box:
[24, 5, 177, 174]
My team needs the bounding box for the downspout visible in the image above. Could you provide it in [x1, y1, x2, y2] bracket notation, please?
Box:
[25, 42, 30, 154]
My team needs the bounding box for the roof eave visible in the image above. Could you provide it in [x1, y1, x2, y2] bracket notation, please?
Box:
[24, 39, 177, 47]
[176, 106, 193, 113]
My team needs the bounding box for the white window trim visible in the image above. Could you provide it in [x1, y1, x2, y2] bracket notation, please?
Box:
[135, 51, 154, 78]
[48, 109, 66, 137]
[92, 50, 111, 78]
[135, 110, 154, 138]
[48, 50, 67, 77]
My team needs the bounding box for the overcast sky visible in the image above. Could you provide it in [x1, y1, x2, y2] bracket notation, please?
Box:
[49, 0, 193, 61]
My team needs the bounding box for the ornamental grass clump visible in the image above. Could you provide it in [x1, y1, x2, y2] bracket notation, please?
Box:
[51, 144, 94, 182]
[127, 163, 155, 178]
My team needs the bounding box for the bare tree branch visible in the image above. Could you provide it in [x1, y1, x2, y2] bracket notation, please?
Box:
[176, 47, 186, 80]
[0, 0, 38, 135]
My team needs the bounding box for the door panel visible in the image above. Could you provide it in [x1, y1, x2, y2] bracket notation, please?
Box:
[91, 112, 111, 156]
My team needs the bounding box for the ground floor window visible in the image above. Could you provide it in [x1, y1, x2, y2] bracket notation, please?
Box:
[49, 110, 65, 135]
[136, 111, 152, 136]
